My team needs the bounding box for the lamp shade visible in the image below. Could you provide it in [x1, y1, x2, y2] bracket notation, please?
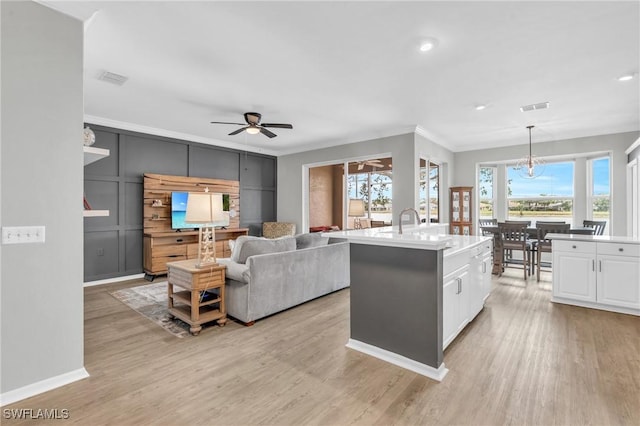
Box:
[348, 198, 365, 217]
[185, 192, 224, 224]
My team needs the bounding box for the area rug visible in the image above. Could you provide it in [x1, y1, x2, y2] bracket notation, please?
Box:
[110, 282, 190, 338]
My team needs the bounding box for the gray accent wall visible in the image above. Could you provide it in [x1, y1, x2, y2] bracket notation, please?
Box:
[84, 126, 277, 282]
[1, 1, 84, 395]
[454, 131, 640, 236]
[277, 132, 455, 231]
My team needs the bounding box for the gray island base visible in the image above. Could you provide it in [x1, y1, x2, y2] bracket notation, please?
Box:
[348, 242, 447, 380]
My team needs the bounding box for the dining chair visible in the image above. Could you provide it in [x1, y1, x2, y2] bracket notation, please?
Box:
[570, 228, 595, 235]
[535, 223, 570, 282]
[498, 222, 532, 280]
[583, 220, 606, 235]
[479, 218, 497, 236]
[505, 220, 532, 226]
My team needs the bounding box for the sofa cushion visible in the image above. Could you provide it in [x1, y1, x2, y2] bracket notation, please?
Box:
[295, 233, 329, 249]
[217, 258, 250, 283]
[230, 235, 263, 263]
[236, 236, 296, 264]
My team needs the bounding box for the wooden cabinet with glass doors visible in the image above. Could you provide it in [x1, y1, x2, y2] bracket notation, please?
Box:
[449, 186, 473, 236]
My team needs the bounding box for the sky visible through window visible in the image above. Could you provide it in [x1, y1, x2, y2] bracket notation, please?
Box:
[592, 157, 610, 196]
[508, 162, 575, 197]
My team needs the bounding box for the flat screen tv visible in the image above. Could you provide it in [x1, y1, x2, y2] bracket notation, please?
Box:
[171, 192, 230, 230]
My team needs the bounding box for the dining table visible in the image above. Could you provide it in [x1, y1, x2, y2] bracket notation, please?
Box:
[480, 225, 595, 275]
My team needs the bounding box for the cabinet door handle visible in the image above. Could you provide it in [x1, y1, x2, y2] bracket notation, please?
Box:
[572, 245, 577, 249]
[619, 247, 624, 252]
[592, 259, 595, 271]
[482, 262, 486, 273]
[599, 260, 602, 272]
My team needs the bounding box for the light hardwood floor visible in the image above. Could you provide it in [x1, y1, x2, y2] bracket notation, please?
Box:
[4, 269, 640, 425]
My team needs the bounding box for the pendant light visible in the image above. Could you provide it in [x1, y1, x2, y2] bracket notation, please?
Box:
[516, 125, 545, 179]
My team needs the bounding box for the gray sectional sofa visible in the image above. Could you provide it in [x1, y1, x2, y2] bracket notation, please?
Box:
[217, 234, 350, 324]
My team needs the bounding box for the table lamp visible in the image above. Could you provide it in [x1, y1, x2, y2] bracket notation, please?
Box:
[185, 190, 224, 268]
[348, 198, 365, 229]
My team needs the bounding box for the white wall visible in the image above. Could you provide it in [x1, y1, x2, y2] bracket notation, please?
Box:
[454, 131, 640, 236]
[1, 1, 85, 400]
[277, 131, 456, 231]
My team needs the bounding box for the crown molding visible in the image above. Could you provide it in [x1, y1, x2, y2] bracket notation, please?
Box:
[625, 136, 640, 155]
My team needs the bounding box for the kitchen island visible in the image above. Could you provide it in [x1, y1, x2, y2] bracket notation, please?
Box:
[325, 224, 492, 381]
[548, 233, 640, 316]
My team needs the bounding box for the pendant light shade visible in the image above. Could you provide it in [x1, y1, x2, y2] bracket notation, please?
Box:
[516, 125, 545, 179]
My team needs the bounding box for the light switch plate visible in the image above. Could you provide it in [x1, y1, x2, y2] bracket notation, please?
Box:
[1, 226, 46, 244]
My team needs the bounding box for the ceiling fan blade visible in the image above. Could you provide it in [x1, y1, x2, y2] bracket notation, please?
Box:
[261, 123, 293, 129]
[211, 121, 245, 125]
[228, 127, 249, 136]
[259, 127, 277, 138]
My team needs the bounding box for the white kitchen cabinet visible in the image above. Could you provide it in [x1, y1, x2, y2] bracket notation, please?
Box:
[553, 248, 597, 302]
[552, 238, 640, 315]
[597, 254, 640, 309]
[443, 265, 469, 350]
[481, 251, 492, 301]
[468, 241, 492, 319]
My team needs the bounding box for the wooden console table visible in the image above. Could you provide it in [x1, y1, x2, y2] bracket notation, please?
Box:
[167, 259, 227, 335]
[144, 228, 248, 280]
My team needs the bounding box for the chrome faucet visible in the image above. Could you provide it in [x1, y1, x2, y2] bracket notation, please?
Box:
[398, 208, 421, 234]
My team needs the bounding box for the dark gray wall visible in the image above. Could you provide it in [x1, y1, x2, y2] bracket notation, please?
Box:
[84, 125, 277, 282]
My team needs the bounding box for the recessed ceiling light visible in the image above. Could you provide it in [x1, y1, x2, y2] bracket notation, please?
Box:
[419, 38, 438, 52]
[475, 104, 487, 111]
[618, 74, 635, 82]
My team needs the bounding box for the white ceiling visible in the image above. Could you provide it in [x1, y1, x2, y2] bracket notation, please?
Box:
[40, 1, 639, 156]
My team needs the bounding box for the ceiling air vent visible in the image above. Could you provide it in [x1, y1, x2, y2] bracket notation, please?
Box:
[520, 102, 549, 112]
[98, 71, 129, 86]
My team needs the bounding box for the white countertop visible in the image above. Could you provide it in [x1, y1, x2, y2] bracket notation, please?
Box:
[547, 233, 640, 245]
[323, 224, 491, 251]
[442, 235, 493, 257]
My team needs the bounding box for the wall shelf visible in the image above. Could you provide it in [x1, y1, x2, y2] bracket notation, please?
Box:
[83, 210, 109, 217]
[84, 146, 110, 218]
[83, 146, 110, 166]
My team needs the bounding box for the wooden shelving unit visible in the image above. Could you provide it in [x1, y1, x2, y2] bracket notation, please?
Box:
[142, 173, 246, 280]
[449, 186, 473, 235]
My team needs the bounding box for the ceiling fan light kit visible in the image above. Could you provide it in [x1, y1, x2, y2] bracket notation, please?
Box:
[210, 111, 293, 138]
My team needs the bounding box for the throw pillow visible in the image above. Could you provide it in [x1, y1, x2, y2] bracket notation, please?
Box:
[230, 235, 263, 263]
[295, 233, 329, 249]
[236, 236, 296, 264]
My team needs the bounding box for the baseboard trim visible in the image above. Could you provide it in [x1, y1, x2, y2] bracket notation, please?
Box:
[84, 273, 145, 287]
[346, 339, 449, 382]
[0, 368, 89, 407]
[550, 297, 640, 316]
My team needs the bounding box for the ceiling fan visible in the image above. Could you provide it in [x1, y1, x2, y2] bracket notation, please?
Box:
[210, 112, 293, 138]
[357, 159, 384, 170]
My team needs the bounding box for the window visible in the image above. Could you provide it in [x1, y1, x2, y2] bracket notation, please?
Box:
[347, 159, 393, 223]
[507, 161, 575, 226]
[419, 159, 440, 223]
[588, 156, 610, 234]
[478, 166, 496, 219]
[429, 162, 440, 222]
